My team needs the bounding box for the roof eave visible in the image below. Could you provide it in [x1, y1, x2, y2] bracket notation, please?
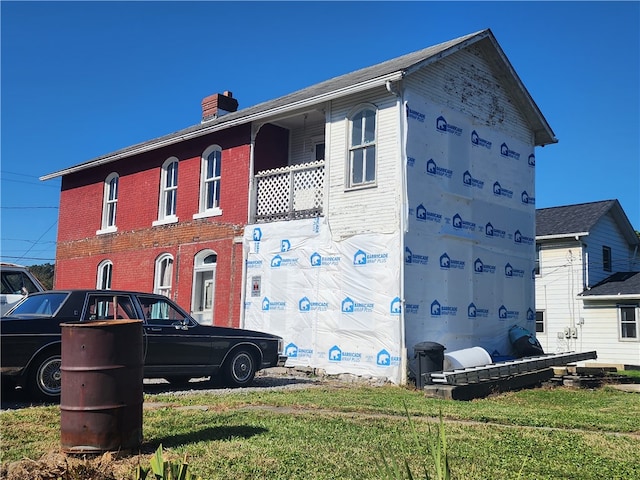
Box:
[40, 70, 405, 181]
[536, 232, 589, 241]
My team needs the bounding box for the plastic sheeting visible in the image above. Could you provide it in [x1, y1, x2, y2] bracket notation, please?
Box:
[243, 218, 404, 382]
[243, 92, 537, 384]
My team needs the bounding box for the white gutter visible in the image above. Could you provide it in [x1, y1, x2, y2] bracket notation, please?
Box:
[579, 294, 640, 301]
[40, 71, 405, 181]
[536, 232, 589, 241]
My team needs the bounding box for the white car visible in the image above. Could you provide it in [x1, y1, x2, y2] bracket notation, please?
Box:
[0, 263, 46, 315]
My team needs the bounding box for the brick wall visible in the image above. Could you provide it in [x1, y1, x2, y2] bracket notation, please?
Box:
[55, 124, 251, 327]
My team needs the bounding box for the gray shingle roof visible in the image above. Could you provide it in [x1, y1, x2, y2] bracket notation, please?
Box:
[536, 200, 619, 237]
[581, 271, 640, 297]
[42, 28, 556, 180]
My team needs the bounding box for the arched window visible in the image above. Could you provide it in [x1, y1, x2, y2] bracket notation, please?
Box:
[347, 105, 377, 188]
[155, 157, 179, 225]
[97, 260, 113, 290]
[98, 172, 119, 234]
[191, 250, 217, 324]
[154, 254, 174, 297]
[194, 145, 222, 218]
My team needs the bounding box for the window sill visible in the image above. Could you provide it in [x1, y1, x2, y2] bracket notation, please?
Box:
[193, 208, 223, 220]
[344, 182, 377, 193]
[96, 226, 117, 235]
[152, 216, 179, 227]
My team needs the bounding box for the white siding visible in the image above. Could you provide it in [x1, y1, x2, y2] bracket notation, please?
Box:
[405, 44, 533, 145]
[289, 121, 325, 166]
[326, 87, 402, 239]
[587, 214, 636, 286]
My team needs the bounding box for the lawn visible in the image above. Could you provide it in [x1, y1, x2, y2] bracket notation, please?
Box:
[1, 382, 639, 479]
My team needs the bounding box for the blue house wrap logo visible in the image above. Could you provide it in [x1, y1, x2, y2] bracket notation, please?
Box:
[440, 252, 466, 270]
[505, 262, 525, 278]
[310, 252, 340, 267]
[468, 302, 489, 318]
[405, 246, 429, 265]
[377, 349, 391, 366]
[514, 230, 535, 245]
[246, 259, 263, 269]
[262, 297, 285, 311]
[406, 105, 426, 122]
[426, 159, 453, 179]
[500, 142, 521, 160]
[436, 116, 462, 136]
[462, 171, 484, 190]
[485, 221, 506, 239]
[407, 156, 416, 167]
[493, 181, 513, 199]
[521, 191, 535, 205]
[528, 154, 535, 167]
[390, 297, 402, 315]
[252, 228, 262, 241]
[353, 249, 388, 266]
[328, 345, 361, 363]
[285, 343, 298, 358]
[286, 342, 312, 359]
[281, 239, 291, 252]
[452, 213, 476, 231]
[299, 296, 328, 312]
[474, 258, 496, 274]
[416, 204, 443, 223]
[527, 308, 535, 322]
[499, 305, 520, 320]
[431, 299, 458, 317]
[342, 297, 355, 313]
[471, 130, 492, 149]
[342, 297, 373, 313]
[405, 303, 419, 314]
[271, 254, 299, 268]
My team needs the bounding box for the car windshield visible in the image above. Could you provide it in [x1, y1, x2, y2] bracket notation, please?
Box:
[6, 293, 68, 317]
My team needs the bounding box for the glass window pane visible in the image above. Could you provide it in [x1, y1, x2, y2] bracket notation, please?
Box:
[206, 181, 215, 209]
[351, 150, 363, 185]
[365, 146, 376, 182]
[364, 110, 376, 143]
[351, 113, 363, 146]
[214, 151, 221, 177]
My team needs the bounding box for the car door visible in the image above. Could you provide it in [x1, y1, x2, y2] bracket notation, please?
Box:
[135, 295, 212, 374]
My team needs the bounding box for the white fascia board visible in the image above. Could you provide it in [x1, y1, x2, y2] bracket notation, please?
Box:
[40, 71, 404, 181]
[579, 294, 640, 301]
[536, 232, 589, 241]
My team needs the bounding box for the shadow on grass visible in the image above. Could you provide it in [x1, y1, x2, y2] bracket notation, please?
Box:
[142, 425, 268, 452]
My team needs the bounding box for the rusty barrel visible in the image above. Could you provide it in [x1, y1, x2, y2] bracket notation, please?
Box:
[60, 319, 143, 453]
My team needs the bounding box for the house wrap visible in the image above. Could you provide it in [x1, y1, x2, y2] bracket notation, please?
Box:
[42, 29, 556, 384]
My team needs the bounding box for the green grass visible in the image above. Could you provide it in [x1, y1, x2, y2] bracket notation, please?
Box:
[2, 384, 639, 479]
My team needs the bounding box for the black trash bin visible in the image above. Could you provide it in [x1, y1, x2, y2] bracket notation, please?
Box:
[414, 342, 445, 389]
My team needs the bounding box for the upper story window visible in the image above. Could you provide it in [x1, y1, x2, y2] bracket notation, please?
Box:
[194, 145, 223, 219]
[619, 305, 638, 340]
[154, 157, 179, 226]
[603, 246, 612, 272]
[535, 310, 545, 333]
[154, 254, 174, 298]
[97, 173, 119, 234]
[97, 260, 113, 290]
[347, 105, 377, 188]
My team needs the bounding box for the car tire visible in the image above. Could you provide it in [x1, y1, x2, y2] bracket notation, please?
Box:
[224, 349, 256, 387]
[28, 351, 62, 402]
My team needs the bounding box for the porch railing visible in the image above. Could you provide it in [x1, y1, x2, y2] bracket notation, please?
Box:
[254, 160, 324, 223]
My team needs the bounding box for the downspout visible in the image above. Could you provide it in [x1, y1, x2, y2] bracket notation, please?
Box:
[386, 79, 408, 385]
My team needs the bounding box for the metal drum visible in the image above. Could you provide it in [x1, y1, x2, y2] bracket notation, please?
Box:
[60, 319, 143, 453]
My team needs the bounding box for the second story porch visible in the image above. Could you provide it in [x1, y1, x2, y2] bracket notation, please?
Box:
[251, 109, 326, 224]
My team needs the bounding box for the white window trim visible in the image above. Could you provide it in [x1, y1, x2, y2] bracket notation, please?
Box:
[96, 260, 113, 290]
[194, 145, 224, 219]
[154, 157, 179, 226]
[97, 172, 119, 234]
[154, 254, 174, 297]
[619, 304, 639, 341]
[345, 103, 378, 191]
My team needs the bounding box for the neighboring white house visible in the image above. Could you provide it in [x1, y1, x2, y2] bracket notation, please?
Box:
[535, 200, 640, 367]
[242, 29, 557, 383]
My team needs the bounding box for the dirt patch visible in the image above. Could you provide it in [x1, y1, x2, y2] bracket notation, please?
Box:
[0, 450, 147, 480]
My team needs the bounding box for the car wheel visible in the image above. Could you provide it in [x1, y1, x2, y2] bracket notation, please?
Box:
[224, 349, 256, 387]
[28, 352, 62, 402]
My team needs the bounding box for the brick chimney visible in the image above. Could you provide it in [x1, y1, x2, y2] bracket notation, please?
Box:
[201, 91, 239, 122]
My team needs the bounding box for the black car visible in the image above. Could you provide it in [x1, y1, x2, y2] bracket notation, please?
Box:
[1, 290, 286, 401]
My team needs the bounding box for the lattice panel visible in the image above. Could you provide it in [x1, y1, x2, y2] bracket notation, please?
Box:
[255, 161, 324, 222]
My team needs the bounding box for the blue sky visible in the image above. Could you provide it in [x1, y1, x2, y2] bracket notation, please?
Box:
[1, 1, 639, 266]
